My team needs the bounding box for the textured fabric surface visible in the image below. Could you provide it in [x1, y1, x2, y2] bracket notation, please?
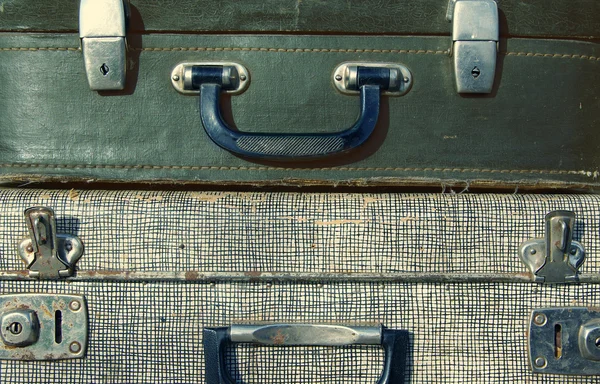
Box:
[1, 281, 600, 383]
[0, 189, 599, 275]
[1, 189, 600, 383]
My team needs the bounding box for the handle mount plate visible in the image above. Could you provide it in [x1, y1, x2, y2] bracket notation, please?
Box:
[171, 62, 250, 95]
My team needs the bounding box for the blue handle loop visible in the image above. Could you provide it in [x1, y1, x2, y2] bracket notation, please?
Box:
[203, 325, 409, 384]
[194, 66, 392, 160]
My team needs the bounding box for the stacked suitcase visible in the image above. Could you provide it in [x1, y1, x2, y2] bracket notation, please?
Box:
[0, 0, 599, 382]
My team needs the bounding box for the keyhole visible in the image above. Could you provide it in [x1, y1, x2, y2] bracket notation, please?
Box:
[471, 67, 481, 78]
[7, 322, 22, 335]
[100, 63, 110, 76]
[55, 310, 63, 344]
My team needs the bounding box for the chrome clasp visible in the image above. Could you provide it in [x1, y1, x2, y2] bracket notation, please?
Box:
[519, 210, 585, 284]
[448, 0, 499, 93]
[79, 0, 128, 90]
[17, 207, 84, 279]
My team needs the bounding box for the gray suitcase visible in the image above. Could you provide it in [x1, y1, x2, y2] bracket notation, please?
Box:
[1, 189, 600, 383]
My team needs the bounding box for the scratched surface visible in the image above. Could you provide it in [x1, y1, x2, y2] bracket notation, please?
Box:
[0, 0, 599, 38]
[0, 34, 598, 187]
[1, 189, 600, 382]
[1, 189, 600, 275]
[0, 281, 599, 383]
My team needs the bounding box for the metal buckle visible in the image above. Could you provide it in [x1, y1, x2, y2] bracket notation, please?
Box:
[448, 0, 499, 93]
[79, 0, 128, 90]
[519, 210, 585, 284]
[17, 207, 84, 279]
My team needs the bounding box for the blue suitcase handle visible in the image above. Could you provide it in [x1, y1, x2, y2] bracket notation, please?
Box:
[192, 66, 394, 160]
[203, 324, 409, 384]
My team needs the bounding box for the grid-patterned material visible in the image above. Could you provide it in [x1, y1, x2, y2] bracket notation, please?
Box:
[1, 189, 600, 383]
[0, 189, 599, 274]
[1, 281, 600, 383]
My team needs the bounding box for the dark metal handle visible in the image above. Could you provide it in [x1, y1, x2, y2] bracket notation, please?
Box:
[193, 66, 395, 160]
[203, 324, 408, 384]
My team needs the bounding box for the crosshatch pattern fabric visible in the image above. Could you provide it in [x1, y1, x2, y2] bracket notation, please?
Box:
[0, 189, 600, 383]
[0, 189, 599, 274]
[1, 281, 600, 383]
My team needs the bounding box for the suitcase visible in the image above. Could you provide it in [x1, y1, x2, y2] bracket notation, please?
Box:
[1, 189, 600, 383]
[1, 1, 600, 383]
[0, 0, 598, 189]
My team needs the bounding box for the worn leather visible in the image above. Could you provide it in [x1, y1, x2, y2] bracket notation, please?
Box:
[1, 0, 599, 39]
[0, 34, 598, 188]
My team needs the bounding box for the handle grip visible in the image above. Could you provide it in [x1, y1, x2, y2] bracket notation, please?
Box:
[193, 65, 396, 160]
[203, 324, 409, 384]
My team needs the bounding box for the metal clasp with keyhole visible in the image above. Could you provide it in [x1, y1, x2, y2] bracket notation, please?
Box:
[0, 294, 88, 361]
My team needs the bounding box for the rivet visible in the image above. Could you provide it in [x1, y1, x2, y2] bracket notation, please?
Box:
[26, 245, 34, 253]
[530, 248, 537, 255]
[240, 74, 247, 81]
[69, 341, 82, 354]
[266, 282, 272, 288]
[595, 336, 600, 348]
[69, 300, 81, 312]
[534, 356, 547, 368]
[403, 76, 409, 83]
[570, 247, 577, 255]
[65, 241, 73, 252]
[172, 74, 180, 81]
[533, 313, 547, 326]
[334, 74, 342, 81]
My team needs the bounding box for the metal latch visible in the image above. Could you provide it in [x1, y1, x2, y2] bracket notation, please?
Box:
[0, 294, 88, 360]
[529, 307, 600, 375]
[447, 0, 499, 93]
[79, 0, 128, 90]
[17, 207, 84, 279]
[519, 211, 585, 284]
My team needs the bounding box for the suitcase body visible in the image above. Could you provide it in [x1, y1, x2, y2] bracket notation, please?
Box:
[1, 189, 600, 383]
[0, 0, 598, 188]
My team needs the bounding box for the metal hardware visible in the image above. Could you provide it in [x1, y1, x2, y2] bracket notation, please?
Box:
[17, 207, 84, 279]
[230, 324, 382, 346]
[204, 324, 408, 384]
[0, 294, 88, 360]
[519, 210, 585, 284]
[171, 62, 250, 95]
[529, 307, 600, 375]
[448, 0, 498, 93]
[178, 62, 404, 160]
[79, 0, 128, 90]
[332, 62, 412, 96]
[1, 310, 40, 347]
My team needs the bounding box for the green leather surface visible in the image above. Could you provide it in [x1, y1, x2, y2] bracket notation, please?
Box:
[1, 0, 599, 38]
[0, 34, 598, 187]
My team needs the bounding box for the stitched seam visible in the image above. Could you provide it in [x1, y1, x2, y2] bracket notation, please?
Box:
[0, 163, 597, 177]
[0, 46, 598, 61]
[0, 47, 80, 51]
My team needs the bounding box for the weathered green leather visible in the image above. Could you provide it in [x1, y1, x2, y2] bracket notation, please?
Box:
[1, 0, 599, 38]
[0, 33, 598, 188]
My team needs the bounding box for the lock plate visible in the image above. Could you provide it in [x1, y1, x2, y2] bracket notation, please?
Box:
[0, 294, 88, 360]
[529, 307, 600, 375]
